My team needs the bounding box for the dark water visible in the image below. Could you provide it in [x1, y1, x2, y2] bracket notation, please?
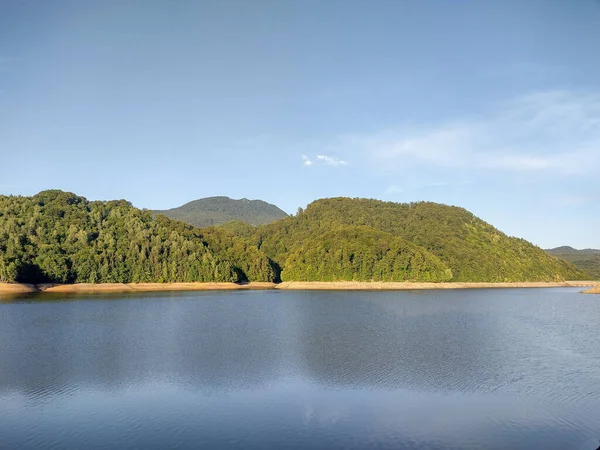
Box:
[1, 288, 599, 449]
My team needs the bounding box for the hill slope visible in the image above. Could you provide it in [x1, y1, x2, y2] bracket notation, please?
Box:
[0, 191, 277, 284]
[546, 247, 600, 279]
[280, 226, 452, 282]
[0, 192, 586, 285]
[241, 198, 586, 283]
[154, 196, 288, 228]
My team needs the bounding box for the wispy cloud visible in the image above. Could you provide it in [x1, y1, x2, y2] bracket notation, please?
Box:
[302, 155, 313, 166]
[302, 154, 348, 167]
[347, 90, 600, 176]
[316, 155, 348, 166]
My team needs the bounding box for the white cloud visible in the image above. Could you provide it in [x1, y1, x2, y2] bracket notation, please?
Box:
[348, 90, 600, 176]
[316, 155, 348, 166]
[302, 154, 347, 167]
[302, 155, 313, 166]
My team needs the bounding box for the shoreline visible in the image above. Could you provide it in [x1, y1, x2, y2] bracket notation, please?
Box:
[0, 280, 597, 295]
[0, 282, 277, 294]
[274, 281, 599, 290]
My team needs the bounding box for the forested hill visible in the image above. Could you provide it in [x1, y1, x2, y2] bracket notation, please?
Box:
[545, 246, 600, 279]
[237, 198, 586, 283]
[0, 192, 587, 285]
[153, 196, 288, 228]
[0, 191, 277, 284]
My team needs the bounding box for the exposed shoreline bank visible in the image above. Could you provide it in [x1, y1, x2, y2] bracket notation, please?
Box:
[0, 282, 277, 294]
[275, 281, 598, 290]
[0, 280, 597, 295]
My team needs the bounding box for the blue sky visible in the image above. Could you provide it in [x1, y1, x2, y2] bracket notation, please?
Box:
[1, 0, 599, 248]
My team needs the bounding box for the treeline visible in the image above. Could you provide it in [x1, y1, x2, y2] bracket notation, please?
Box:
[232, 198, 587, 283]
[0, 192, 587, 285]
[0, 191, 276, 284]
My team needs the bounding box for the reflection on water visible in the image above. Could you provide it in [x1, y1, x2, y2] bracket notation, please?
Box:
[1, 288, 599, 449]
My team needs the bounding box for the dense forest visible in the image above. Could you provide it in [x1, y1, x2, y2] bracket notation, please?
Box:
[280, 226, 452, 282]
[153, 196, 288, 228]
[233, 198, 587, 283]
[0, 191, 587, 285]
[546, 246, 600, 279]
[0, 191, 276, 284]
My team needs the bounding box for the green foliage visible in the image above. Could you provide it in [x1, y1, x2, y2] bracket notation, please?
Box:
[218, 220, 257, 237]
[154, 196, 288, 228]
[246, 197, 587, 283]
[545, 246, 600, 280]
[0, 192, 586, 285]
[0, 191, 276, 284]
[196, 225, 277, 282]
[281, 226, 452, 282]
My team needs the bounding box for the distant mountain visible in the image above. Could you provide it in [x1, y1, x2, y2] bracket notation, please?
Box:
[233, 197, 587, 283]
[154, 196, 288, 228]
[545, 247, 600, 279]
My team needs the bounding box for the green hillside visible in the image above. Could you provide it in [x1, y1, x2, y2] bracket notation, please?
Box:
[154, 196, 288, 228]
[0, 192, 585, 285]
[281, 226, 452, 282]
[0, 191, 277, 284]
[243, 198, 586, 283]
[545, 246, 600, 279]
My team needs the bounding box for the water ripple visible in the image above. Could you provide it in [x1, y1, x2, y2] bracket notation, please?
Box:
[1, 288, 599, 449]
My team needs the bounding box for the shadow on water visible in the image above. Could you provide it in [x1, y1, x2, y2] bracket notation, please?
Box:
[1, 288, 259, 303]
[0, 290, 289, 397]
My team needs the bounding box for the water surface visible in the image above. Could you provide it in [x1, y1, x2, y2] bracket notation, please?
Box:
[1, 288, 599, 449]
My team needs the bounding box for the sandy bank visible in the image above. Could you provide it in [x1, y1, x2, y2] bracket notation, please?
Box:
[39, 282, 277, 293]
[0, 282, 276, 294]
[582, 286, 600, 294]
[0, 283, 38, 294]
[275, 281, 599, 290]
[1, 281, 597, 295]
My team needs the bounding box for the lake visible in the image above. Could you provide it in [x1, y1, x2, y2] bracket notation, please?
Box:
[1, 288, 599, 449]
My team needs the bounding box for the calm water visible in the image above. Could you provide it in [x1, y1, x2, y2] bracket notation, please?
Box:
[1, 288, 599, 449]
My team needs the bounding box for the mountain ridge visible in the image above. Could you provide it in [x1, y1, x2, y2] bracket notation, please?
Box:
[545, 246, 600, 279]
[154, 196, 288, 228]
[546, 246, 600, 254]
